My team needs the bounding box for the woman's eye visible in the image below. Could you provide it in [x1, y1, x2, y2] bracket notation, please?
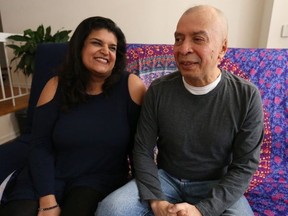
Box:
[92, 41, 101, 46]
[109, 46, 117, 52]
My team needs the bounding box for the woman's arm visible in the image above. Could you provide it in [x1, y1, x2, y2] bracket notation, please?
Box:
[127, 73, 146, 176]
[29, 76, 61, 214]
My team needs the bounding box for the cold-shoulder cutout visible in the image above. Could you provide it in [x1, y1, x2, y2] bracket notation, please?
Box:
[128, 73, 146, 105]
[37, 76, 59, 107]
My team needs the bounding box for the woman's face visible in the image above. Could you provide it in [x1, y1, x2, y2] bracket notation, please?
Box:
[82, 28, 117, 79]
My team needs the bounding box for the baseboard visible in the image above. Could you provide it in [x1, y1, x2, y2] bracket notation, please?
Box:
[0, 131, 19, 145]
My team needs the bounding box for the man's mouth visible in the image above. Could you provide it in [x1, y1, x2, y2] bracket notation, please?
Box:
[180, 60, 199, 65]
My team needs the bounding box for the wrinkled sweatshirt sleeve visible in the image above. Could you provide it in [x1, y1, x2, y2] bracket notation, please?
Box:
[127, 98, 141, 177]
[133, 86, 166, 200]
[28, 97, 60, 198]
[195, 87, 264, 216]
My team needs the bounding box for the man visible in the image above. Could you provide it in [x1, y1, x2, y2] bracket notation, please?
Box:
[96, 5, 264, 216]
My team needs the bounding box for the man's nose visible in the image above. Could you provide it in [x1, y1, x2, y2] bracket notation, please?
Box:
[178, 42, 193, 55]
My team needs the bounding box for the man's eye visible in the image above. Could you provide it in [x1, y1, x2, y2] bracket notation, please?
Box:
[174, 37, 183, 44]
[194, 37, 204, 43]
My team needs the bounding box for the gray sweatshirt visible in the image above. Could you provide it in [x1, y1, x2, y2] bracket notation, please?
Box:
[133, 70, 264, 216]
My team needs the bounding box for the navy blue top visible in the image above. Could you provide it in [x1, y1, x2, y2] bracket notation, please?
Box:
[5, 72, 141, 203]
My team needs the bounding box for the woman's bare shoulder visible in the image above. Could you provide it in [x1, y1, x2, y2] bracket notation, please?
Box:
[128, 73, 146, 105]
[37, 76, 59, 107]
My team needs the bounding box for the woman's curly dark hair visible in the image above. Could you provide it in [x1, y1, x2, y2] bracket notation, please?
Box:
[58, 16, 127, 111]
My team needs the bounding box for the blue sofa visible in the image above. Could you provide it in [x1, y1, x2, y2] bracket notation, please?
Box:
[0, 43, 68, 183]
[1, 43, 287, 216]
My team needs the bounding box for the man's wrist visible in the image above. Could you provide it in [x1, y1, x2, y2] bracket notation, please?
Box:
[149, 199, 158, 207]
[149, 199, 166, 209]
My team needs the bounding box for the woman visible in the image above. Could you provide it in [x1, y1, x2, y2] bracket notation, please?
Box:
[0, 16, 146, 216]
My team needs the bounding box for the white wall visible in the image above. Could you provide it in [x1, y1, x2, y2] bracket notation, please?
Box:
[0, 0, 264, 47]
[258, 0, 274, 48]
[266, 0, 288, 48]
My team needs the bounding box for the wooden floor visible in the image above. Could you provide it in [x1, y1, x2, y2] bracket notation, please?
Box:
[0, 85, 30, 116]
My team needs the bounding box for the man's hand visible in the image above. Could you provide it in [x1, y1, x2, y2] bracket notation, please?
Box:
[150, 200, 177, 216]
[168, 202, 202, 216]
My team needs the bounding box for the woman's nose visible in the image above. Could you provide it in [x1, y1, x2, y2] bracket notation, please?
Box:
[100, 45, 109, 54]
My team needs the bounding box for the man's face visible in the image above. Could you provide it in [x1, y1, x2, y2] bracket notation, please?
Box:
[173, 9, 227, 86]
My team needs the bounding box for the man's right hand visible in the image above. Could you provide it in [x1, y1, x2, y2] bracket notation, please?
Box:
[150, 200, 177, 216]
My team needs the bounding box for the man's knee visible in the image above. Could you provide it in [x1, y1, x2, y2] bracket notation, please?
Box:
[223, 196, 254, 216]
[96, 180, 140, 215]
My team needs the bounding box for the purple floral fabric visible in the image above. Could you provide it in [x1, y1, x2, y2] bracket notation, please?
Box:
[126, 44, 288, 216]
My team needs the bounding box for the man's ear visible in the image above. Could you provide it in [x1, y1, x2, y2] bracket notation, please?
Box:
[218, 38, 228, 61]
